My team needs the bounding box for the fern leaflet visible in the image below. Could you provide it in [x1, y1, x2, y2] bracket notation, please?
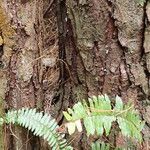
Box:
[91, 142, 123, 150]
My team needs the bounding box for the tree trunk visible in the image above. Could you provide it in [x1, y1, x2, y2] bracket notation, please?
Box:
[0, 0, 149, 149]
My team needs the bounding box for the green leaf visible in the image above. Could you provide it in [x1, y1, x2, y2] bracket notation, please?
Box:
[63, 111, 72, 121]
[103, 116, 116, 136]
[0, 118, 4, 125]
[84, 116, 95, 136]
[91, 142, 110, 150]
[114, 95, 123, 110]
[135, 0, 146, 6]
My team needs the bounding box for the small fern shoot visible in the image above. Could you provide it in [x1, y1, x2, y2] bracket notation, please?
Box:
[1, 108, 72, 150]
[135, 0, 146, 6]
[91, 142, 110, 150]
[91, 142, 123, 150]
[63, 95, 144, 142]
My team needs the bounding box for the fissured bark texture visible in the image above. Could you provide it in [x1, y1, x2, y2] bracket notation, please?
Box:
[0, 0, 149, 149]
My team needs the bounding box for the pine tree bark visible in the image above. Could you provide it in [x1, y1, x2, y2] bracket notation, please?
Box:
[0, 0, 149, 149]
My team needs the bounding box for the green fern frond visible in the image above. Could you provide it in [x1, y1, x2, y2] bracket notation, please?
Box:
[63, 94, 144, 141]
[91, 142, 110, 150]
[135, 0, 146, 6]
[91, 142, 123, 150]
[4, 108, 72, 150]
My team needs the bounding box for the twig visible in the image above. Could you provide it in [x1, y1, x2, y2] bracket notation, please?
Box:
[9, 124, 19, 140]
[43, 0, 55, 17]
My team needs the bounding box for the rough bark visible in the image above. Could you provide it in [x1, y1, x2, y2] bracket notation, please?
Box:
[0, 0, 149, 149]
[61, 0, 150, 149]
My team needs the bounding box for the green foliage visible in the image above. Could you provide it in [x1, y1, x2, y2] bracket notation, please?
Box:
[135, 0, 146, 6]
[91, 142, 110, 150]
[91, 142, 123, 150]
[2, 108, 72, 150]
[0, 94, 144, 150]
[63, 95, 144, 142]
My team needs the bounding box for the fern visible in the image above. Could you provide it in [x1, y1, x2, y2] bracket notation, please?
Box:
[91, 142, 123, 150]
[91, 142, 110, 150]
[63, 95, 144, 141]
[135, 0, 146, 6]
[1, 108, 72, 150]
[0, 95, 144, 149]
